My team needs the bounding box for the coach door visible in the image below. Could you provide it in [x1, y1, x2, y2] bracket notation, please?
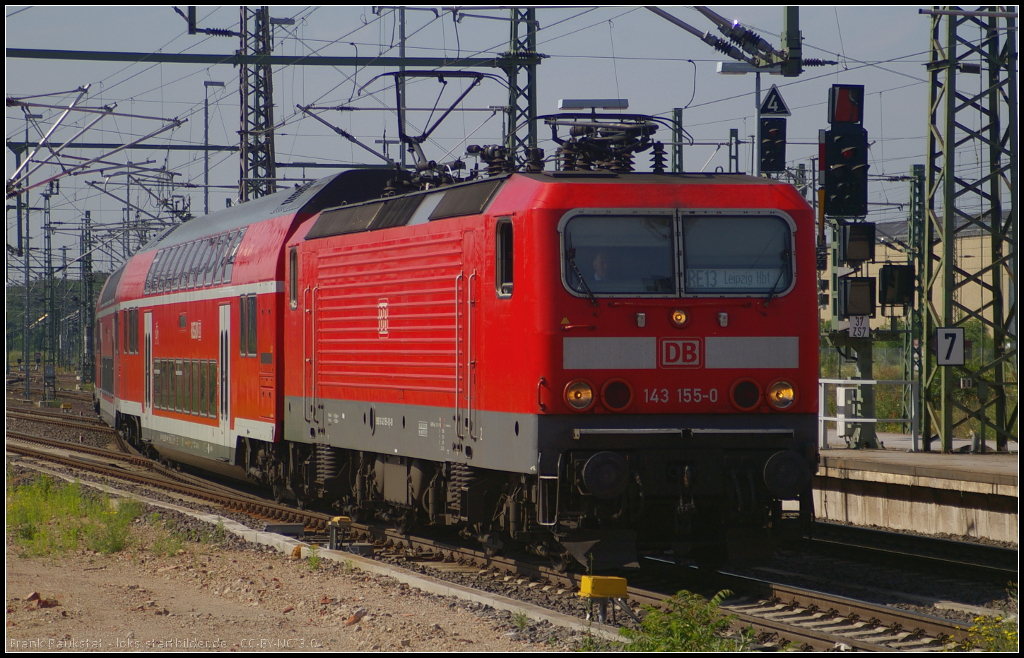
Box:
[219, 303, 231, 443]
[302, 252, 321, 427]
[144, 312, 152, 413]
[455, 231, 478, 441]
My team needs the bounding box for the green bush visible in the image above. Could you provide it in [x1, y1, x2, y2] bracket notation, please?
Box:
[955, 584, 1018, 652]
[619, 590, 752, 652]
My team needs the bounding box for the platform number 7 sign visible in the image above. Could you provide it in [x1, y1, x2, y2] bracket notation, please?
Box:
[936, 327, 965, 366]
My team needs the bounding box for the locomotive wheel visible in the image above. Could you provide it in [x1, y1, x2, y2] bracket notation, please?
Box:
[272, 483, 286, 504]
[395, 514, 414, 536]
[549, 551, 572, 573]
[344, 505, 365, 524]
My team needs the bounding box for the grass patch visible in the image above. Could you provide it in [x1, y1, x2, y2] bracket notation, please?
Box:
[199, 518, 227, 545]
[511, 610, 529, 631]
[306, 544, 321, 571]
[6, 474, 143, 556]
[618, 590, 752, 652]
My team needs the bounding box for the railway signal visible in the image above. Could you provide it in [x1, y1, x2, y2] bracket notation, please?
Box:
[824, 125, 869, 217]
[824, 84, 869, 217]
[760, 118, 787, 173]
[838, 222, 875, 265]
[878, 264, 914, 308]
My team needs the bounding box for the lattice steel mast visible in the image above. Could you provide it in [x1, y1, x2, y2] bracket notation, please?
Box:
[920, 6, 1017, 451]
[501, 9, 539, 163]
[238, 6, 277, 201]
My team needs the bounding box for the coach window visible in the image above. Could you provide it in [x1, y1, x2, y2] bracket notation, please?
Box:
[174, 359, 184, 412]
[212, 234, 230, 286]
[184, 240, 203, 289]
[159, 360, 168, 410]
[239, 295, 248, 357]
[171, 242, 191, 292]
[191, 360, 200, 414]
[289, 248, 298, 309]
[183, 360, 192, 414]
[165, 245, 185, 292]
[196, 239, 213, 287]
[199, 361, 208, 417]
[175, 242, 194, 291]
[156, 246, 174, 292]
[222, 229, 244, 284]
[198, 237, 215, 287]
[239, 294, 257, 357]
[208, 361, 218, 419]
[247, 295, 258, 356]
[206, 235, 225, 286]
[496, 219, 513, 298]
[182, 240, 201, 289]
[681, 215, 793, 295]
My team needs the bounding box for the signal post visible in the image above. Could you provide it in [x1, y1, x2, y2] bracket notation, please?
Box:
[822, 84, 881, 449]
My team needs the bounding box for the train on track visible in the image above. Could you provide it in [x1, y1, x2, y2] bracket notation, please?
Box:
[96, 112, 818, 569]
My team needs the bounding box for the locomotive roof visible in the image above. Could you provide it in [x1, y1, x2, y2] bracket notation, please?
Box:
[520, 171, 778, 185]
[136, 169, 398, 254]
[142, 170, 786, 253]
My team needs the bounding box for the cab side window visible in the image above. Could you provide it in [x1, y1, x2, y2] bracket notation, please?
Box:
[495, 219, 513, 298]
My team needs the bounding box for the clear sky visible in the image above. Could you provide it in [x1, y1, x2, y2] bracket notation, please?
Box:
[6, 6, 946, 273]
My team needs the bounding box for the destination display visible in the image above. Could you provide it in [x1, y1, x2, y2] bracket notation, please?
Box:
[685, 268, 781, 291]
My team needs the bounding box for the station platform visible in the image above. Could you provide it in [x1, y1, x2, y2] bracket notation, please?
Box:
[811, 431, 1018, 545]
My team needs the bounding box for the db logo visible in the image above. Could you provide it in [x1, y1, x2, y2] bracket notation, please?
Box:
[377, 299, 389, 338]
[660, 338, 701, 368]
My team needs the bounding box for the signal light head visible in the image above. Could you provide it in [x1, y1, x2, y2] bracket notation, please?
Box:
[564, 379, 595, 411]
[767, 380, 797, 410]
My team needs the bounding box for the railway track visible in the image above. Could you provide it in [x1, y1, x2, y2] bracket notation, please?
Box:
[5, 435, 992, 651]
[7, 409, 116, 434]
[713, 573, 968, 650]
[7, 405, 108, 425]
[806, 522, 1018, 585]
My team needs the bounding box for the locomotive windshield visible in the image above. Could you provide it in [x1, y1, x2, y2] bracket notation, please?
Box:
[564, 214, 675, 294]
[562, 212, 793, 297]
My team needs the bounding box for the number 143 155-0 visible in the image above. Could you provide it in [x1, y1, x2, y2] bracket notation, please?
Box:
[644, 388, 718, 404]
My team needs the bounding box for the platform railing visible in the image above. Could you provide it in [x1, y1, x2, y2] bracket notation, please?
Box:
[818, 378, 921, 451]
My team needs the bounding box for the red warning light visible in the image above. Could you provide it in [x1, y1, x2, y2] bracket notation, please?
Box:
[829, 85, 864, 124]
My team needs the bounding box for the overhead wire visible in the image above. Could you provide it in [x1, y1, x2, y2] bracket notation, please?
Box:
[9, 8, 964, 248]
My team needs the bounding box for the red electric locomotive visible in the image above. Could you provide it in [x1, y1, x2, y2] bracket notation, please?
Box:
[97, 114, 818, 568]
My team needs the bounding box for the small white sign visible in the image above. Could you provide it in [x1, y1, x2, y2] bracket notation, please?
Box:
[848, 315, 870, 338]
[936, 327, 965, 365]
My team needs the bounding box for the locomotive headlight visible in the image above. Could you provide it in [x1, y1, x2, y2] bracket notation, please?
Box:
[670, 309, 689, 328]
[730, 378, 762, 411]
[564, 379, 595, 411]
[600, 379, 634, 412]
[767, 380, 797, 410]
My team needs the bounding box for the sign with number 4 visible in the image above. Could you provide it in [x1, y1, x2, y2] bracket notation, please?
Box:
[936, 327, 965, 365]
